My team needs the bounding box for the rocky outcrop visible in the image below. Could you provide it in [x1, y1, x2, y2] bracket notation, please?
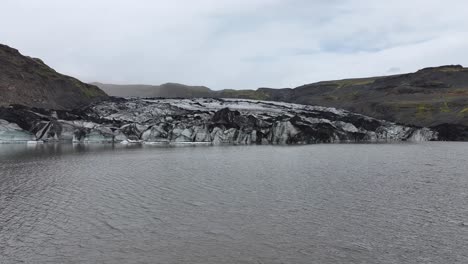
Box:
[431, 123, 468, 141]
[0, 43, 108, 110]
[0, 98, 438, 144]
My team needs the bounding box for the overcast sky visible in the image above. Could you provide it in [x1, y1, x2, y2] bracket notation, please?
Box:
[2, 0, 468, 89]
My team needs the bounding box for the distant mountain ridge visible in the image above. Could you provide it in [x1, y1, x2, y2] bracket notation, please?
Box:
[92, 82, 212, 98]
[93, 82, 274, 100]
[0, 44, 107, 110]
[94, 65, 468, 129]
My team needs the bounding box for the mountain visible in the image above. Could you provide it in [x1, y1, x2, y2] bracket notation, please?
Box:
[92, 82, 212, 98]
[94, 65, 468, 129]
[0, 44, 107, 110]
[93, 81, 273, 100]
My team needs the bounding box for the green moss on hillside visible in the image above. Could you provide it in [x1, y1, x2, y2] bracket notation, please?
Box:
[81, 85, 105, 98]
[416, 104, 433, 120]
[318, 77, 378, 89]
[440, 101, 451, 113]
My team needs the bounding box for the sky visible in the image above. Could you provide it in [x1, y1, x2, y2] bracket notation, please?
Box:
[1, 0, 468, 90]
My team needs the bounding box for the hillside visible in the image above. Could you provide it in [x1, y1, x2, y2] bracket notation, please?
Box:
[259, 65, 468, 128]
[0, 44, 107, 110]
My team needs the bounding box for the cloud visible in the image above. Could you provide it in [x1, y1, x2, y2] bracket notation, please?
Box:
[1, 0, 467, 89]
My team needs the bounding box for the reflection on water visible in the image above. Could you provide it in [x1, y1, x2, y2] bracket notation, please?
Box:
[0, 142, 467, 264]
[0, 142, 143, 157]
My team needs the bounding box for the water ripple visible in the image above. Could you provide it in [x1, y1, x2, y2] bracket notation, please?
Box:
[0, 143, 467, 263]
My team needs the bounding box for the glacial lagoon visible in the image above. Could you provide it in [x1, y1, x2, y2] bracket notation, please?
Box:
[0, 143, 467, 263]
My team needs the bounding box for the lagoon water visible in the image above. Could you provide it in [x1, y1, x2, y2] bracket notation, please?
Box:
[0, 143, 467, 263]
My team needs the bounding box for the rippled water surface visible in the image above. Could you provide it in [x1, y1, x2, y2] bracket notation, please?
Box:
[0, 143, 467, 264]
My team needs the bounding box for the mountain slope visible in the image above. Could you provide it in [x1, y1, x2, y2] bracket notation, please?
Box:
[259, 65, 468, 127]
[0, 44, 107, 110]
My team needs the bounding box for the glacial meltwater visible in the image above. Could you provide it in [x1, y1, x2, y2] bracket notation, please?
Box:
[0, 143, 467, 264]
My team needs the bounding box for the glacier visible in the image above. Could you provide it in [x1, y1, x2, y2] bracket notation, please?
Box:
[0, 98, 438, 144]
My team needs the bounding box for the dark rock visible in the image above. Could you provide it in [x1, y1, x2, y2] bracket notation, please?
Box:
[212, 108, 241, 128]
[431, 124, 468, 141]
